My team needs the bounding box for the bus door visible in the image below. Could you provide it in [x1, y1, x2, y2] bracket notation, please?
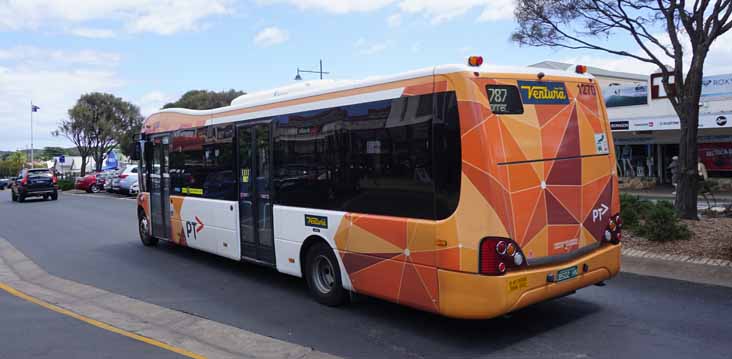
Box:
[150, 135, 171, 240]
[237, 123, 275, 265]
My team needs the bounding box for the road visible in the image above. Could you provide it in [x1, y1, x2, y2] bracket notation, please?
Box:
[0, 190, 731, 359]
[0, 290, 183, 359]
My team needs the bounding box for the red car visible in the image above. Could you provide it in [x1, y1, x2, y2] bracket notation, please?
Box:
[75, 173, 103, 193]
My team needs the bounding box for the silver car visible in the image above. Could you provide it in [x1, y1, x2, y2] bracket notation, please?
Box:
[112, 165, 138, 195]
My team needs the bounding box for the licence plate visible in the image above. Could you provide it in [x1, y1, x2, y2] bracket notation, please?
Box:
[556, 266, 578, 282]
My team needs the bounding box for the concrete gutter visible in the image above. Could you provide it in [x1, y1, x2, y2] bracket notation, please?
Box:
[0, 236, 339, 359]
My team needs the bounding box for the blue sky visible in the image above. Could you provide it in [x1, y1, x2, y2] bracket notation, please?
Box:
[2, 0, 732, 151]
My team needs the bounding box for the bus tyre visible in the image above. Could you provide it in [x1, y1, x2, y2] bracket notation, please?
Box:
[305, 242, 348, 306]
[139, 214, 158, 247]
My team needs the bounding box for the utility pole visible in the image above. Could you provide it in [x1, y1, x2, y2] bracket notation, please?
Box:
[30, 100, 34, 167]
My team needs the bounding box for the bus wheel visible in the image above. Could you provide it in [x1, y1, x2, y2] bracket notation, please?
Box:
[139, 214, 158, 247]
[305, 242, 348, 306]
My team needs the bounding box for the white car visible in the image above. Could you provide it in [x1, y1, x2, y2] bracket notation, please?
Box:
[129, 181, 139, 195]
[111, 165, 138, 195]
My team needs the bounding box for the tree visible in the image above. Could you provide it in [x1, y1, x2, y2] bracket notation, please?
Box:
[40, 146, 66, 161]
[0, 151, 27, 177]
[55, 93, 142, 175]
[512, 0, 732, 219]
[54, 115, 92, 177]
[113, 102, 143, 157]
[163, 89, 245, 110]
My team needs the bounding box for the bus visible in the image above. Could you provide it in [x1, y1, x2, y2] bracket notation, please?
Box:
[134, 58, 622, 319]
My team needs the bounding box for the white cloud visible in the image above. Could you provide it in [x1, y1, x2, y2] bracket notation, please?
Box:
[476, 0, 515, 22]
[387, 13, 402, 27]
[258, 0, 396, 14]
[0, 47, 121, 68]
[557, 56, 657, 79]
[0, 0, 232, 36]
[138, 91, 174, 117]
[559, 31, 732, 76]
[354, 38, 393, 55]
[253, 26, 290, 47]
[399, 0, 514, 24]
[0, 46, 125, 150]
[70, 27, 116, 39]
[259, 0, 513, 23]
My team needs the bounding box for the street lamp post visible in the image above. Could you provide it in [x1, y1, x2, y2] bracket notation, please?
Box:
[295, 59, 330, 80]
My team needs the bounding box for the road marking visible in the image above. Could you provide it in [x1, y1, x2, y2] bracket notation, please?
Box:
[0, 282, 206, 359]
[63, 192, 136, 200]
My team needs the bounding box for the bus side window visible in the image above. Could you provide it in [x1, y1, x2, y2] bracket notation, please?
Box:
[272, 92, 461, 220]
[433, 92, 461, 220]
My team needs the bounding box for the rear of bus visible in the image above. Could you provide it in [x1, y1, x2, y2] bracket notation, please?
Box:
[436, 64, 621, 319]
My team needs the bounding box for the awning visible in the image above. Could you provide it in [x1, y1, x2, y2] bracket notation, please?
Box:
[610, 111, 732, 132]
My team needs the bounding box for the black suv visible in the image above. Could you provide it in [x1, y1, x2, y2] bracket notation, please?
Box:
[11, 168, 59, 202]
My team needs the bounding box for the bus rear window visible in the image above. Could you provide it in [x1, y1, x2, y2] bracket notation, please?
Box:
[486, 85, 524, 114]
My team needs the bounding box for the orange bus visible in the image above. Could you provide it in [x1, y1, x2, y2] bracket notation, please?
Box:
[134, 57, 622, 319]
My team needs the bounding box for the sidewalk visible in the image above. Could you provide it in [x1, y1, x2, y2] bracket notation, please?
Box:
[621, 185, 732, 208]
[0, 236, 338, 359]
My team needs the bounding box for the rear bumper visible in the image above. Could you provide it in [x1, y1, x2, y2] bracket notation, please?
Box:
[19, 187, 57, 196]
[437, 244, 621, 319]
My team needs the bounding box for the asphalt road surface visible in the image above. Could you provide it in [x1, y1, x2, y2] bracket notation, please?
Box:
[0, 190, 731, 359]
[0, 289, 182, 359]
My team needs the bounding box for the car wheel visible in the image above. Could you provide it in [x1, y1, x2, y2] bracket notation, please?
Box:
[51, 191, 58, 201]
[90, 184, 100, 193]
[18, 194, 25, 203]
[43, 195, 49, 201]
[139, 214, 158, 246]
[11, 191, 17, 202]
[305, 242, 348, 306]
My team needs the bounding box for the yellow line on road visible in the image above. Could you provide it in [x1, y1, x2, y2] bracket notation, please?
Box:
[0, 282, 206, 359]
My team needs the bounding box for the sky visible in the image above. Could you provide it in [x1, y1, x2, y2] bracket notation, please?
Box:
[2, 0, 732, 151]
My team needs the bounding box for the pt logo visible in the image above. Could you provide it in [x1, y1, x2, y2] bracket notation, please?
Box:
[185, 216, 204, 240]
[592, 204, 609, 223]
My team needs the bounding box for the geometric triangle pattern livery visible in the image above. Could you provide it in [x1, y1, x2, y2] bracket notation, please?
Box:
[333, 74, 619, 313]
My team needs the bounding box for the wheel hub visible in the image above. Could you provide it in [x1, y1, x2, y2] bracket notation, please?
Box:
[140, 217, 149, 238]
[312, 255, 335, 294]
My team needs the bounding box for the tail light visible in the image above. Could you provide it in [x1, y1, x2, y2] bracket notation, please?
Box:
[119, 174, 128, 179]
[604, 214, 622, 244]
[480, 237, 527, 275]
[20, 173, 28, 186]
[52, 174, 57, 184]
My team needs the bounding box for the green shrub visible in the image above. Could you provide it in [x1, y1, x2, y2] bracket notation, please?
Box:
[620, 195, 690, 241]
[57, 179, 74, 191]
[619, 194, 651, 229]
[635, 200, 691, 242]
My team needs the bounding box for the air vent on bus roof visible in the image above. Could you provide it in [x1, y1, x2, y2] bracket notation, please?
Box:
[230, 79, 356, 107]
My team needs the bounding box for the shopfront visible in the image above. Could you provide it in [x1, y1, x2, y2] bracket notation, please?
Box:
[611, 114, 732, 184]
[606, 72, 732, 185]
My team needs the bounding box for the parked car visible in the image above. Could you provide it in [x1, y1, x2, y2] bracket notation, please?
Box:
[112, 165, 138, 195]
[129, 181, 139, 195]
[0, 178, 9, 190]
[75, 173, 103, 193]
[103, 170, 119, 192]
[11, 168, 58, 202]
